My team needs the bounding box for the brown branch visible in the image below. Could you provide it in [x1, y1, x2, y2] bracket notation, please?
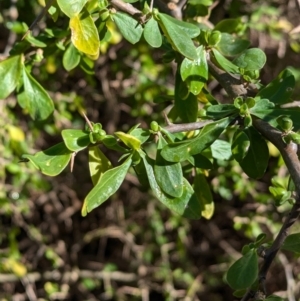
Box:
[207, 55, 300, 300]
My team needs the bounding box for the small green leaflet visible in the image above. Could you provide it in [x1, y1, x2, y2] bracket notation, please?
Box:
[57, 0, 87, 18]
[212, 48, 239, 74]
[61, 129, 90, 152]
[22, 142, 72, 176]
[226, 249, 258, 290]
[239, 127, 269, 179]
[70, 13, 100, 57]
[63, 43, 81, 71]
[161, 117, 232, 162]
[217, 33, 250, 57]
[88, 146, 112, 186]
[211, 139, 232, 160]
[113, 12, 143, 44]
[154, 135, 183, 198]
[180, 46, 208, 95]
[0, 55, 23, 99]
[140, 152, 202, 219]
[82, 156, 132, 216]
[231, 129, 250, 162]
[193, 171, 214, 219]
[281, 233, 300, 253]
[233, 48, 266, 71]
[17, 68, 54, 120]
[143, 17, 162, 48]
[157, 13, 200, 39]
[256, 68, 295, 105]
[157, 13, 197, 60]
[115, 131, 141, 150]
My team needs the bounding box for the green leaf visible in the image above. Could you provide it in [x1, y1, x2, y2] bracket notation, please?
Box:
[214, 18, 245, 34]
[140, 152, 201, 219]
[193, 171, 214, 219]
[17, 68, 54, 120]
[88, 146, 112, 186]
[256, 69, 295, 105]
[217, 33, 250, 56]
[212, 48, 239, 74]
[157, 13, 197, 60]
[239, 127, 269, 179]
[70, 13, 100, 57]
[157, 13, 200, 39]
[22, 142, 72, 176]
[63, 43, 81, 71]
[226, 249, 258, 290]
[206, 104, 237, 119]
[61, 129, 90, 152]
[82, 156, 132, 216]
[231, 129, 250, 162]
[57, 0, 88, 18]
[211, 139, 231, 160]
[264, 296, 285, 301]
[154, 135, 183, 198]
[113, 12, 143, 44]
[143, 17, 162, 48]
[281, 233, 300, 253]
[129, 128, 150, 144]
[161, 117, 232, 162]
[115, 131, 141, 150]
[233, 48, 266, 71]
[0, 55, 23, 99]
[188, 153, 213, 169]
[180, 46, 208, 95]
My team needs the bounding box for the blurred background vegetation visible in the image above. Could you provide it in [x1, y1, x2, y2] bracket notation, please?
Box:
[1, 0, 300, 300]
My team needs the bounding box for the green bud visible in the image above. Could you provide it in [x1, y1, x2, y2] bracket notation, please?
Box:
[234, 97, 243, 109]
[239, 103, 248, 116]
[198, 109, 206, 117]
[288, 132, 300, 144]
[150, 121, 159, 132]
[245, 97, 256, 109]
[244, 114, 252, 128]
[276, 116, 293, 132]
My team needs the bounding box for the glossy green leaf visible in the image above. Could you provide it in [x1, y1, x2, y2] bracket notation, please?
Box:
[193, 171, 214, 219]
[113, 12, 143, 44]
[256, 69, 295, 105]
[88, 146, 112, 186]
[115, 131, 141, 150]
[143, 17, 162, 48]
[154, 135, 183, 198]
[22, 142, 72, 176]
[63, 43, 81, 71]
[214, 18, 244, 34]
[161, 117, 232, 162]
[0, 55, 22, 99]
[82, 156, 132, 216]
[211, 139, 231, 160]
[188, 153, 213, 169]
[212, 48, 239, 74]
[57, 0, 87, 18]
[232, 130, 250, 162]
[61, 129, 90, 152]
[233, 48, 266, 71]
[217, 33, 250, 56]
[206, 104, 237, 119]
[157, 13, 197, 60]
[226, 249, 258, 290]
[180, 46, 208, 95]
[17, 68, 54, 120]
[129, 128, 150, 144]
[140, 152, 201, 219]
[70, 13, 100, 57]
[157, 13, 200, 39]
[239, 127, 269, 179]
[281, 233, 300, 253]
